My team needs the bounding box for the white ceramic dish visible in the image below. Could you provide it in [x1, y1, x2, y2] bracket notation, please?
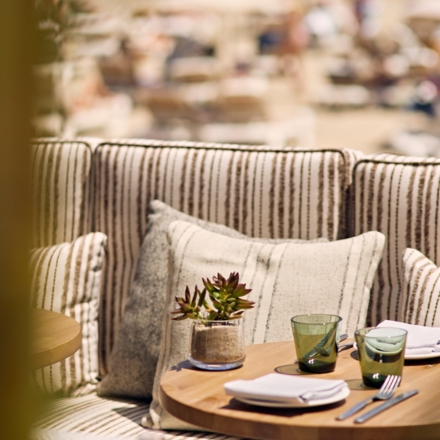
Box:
[353, 342, 440, 360]
[404, 351, 440, 360]
[234, 386, 350, 408]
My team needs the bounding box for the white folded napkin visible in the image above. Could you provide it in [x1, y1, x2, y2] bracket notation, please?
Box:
[378, 320, 440, 356]
[224, 373, 348, 404]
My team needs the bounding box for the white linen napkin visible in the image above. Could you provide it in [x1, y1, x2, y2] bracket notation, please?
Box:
[378, 320, 440, 356]
[224, 373, 348, 404]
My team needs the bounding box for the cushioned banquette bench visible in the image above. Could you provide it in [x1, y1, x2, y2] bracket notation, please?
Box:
[30, 138, 440, 440]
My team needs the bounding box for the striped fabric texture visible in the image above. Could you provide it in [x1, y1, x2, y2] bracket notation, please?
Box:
[30, 232, 107, 396]
[32, 394, 146, 438]
[32, 139, 93, 248]
[402, 248, 440, 327]
[146, 221, 385, 430]
[92, 140, 360, 374]
[31, 394, 243, 440]
[351, 154, 440, 326]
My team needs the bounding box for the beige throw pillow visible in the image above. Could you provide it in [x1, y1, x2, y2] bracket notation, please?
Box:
[145, 221, 385, 429]
[402, 248, 440, 326]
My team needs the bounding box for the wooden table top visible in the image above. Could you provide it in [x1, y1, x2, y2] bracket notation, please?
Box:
[30, 308, 82, 369]
[160, 341, 440, 440]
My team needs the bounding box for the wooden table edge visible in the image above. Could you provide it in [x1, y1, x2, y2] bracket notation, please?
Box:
[160, 385, 440, 439]
[30, 309, 82, 369]
[160, 341, 440, 440]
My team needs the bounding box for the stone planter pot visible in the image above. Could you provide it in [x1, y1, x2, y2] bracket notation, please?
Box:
[189, 318, 245, 370]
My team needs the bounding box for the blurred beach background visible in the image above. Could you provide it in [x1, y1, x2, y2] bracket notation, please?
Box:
[34, 0, 440, 155]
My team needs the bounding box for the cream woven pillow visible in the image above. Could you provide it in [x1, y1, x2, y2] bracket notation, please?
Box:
[30, 232, 107, 396]
[145, 221, 385, 430]
[401, 248, 440, 326]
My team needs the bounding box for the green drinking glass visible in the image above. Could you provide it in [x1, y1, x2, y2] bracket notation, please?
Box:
[291, 314, 342, 373]
[355, 327, 407, 388]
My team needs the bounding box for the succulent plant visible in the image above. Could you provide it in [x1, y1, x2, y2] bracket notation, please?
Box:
[171, 272, 254, 321]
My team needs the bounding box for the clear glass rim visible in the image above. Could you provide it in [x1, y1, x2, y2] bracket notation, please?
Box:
[290, 313, 342, 325]
[355, 326, 408, 338]
[193, 317, 243, 324]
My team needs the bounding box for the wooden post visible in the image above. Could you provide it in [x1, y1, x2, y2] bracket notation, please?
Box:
[0, 1, 36, 439]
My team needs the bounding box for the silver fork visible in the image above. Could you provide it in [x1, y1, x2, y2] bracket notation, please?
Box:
[335, 375, 401, 420]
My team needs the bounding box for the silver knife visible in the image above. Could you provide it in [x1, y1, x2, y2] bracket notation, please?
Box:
[354, 390, 419, 424]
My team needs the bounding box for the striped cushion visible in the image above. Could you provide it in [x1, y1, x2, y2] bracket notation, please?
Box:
[92, 140, 361, 374]
[31, 394, 242, 440]
[146, 221, 385, 430]
[32, 394, 146, 438]
[32, 139, 93, 248]
[351, 154, 440, 325]
[402, 248, 440, 326]
[30, 232, 107, 396]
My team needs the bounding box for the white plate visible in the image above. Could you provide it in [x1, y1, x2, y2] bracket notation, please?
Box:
[405, 351, 440, 360]
[353, 342, 440, 360]
[234, 386, 350, 408]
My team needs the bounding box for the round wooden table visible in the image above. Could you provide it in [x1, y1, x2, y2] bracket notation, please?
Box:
[160, 341, 440, 440]
[30, 308, 82, 369]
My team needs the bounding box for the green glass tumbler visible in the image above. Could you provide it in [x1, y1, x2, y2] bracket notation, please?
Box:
[355, 327, 407, 388]
[291, 314, 342, 373]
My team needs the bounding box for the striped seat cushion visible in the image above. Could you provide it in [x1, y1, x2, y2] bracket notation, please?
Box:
[31, 394, 147, 439]
[32, 139, 93, 248]
[30, 232, 107, 396]
[31, 394, 243, 440]
[351, 154, 440, 325]
[92, 140, 362, 374]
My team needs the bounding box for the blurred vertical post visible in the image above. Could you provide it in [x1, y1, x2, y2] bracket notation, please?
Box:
[0, 1, 35, 440]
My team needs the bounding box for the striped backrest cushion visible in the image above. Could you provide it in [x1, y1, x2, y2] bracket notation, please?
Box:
[31, 139, 93, 248]
[402, 248, 440, 327]
[351, 154, 440, 325]
[30, 232, 107, 396]
[92, 140, 361, 373]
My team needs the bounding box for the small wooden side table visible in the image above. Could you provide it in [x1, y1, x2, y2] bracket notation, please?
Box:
[160, 341, 440, 440]
[30, 308, 81, 369]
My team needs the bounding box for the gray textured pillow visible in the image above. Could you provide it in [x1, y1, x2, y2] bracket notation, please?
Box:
[98, 200, 326, 399]
[146, 221, 385, 430]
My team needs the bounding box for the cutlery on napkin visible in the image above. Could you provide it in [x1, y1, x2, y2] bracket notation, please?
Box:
[378, 320, 440, 356]
[224, 373, 348, 404]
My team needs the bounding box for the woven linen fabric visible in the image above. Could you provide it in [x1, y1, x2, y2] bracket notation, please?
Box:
[30, 232, 107, 396]
[32, 139, 93, 248]
[31, 393, 243, 440]
[98, 200, 327, 400]
[146, 221, 385, 430]
[92, 140, 360, 375]
[402, 248, 440, 327]
[351, 154, 440, 326]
